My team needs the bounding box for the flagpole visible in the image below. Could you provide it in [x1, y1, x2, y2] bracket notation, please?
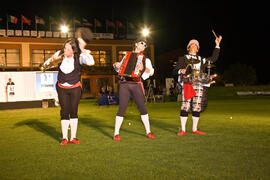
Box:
[49, 17, 51, 32]
[6, 14, 8, 36]
[116, 21, 118, 36]
[35, 16, 37, 32]
[106, 20, 108, 33]
[126, 18, 128, 37]
[21, 15, 23, 35]
[94, 18, 96, 33]
[73, 17, 75, 36]
[111, 7, 115, 34]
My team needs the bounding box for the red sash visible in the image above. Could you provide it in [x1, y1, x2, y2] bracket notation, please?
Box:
[57, 81, 82, 89]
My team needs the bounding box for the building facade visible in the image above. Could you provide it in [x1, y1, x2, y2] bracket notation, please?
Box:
[0, 36, 155, 98]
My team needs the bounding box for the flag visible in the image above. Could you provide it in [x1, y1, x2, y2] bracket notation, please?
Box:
[21, 15, 31, 25]
[128, 22, 136, 29]
[106, 20, 115, 28]
[7, 15, 18, 24]
[95, 18, 102, 27]
[73, 18, 81, 24]
[35, 16, 45, 25]
[82, 18, 92, 26]
[116, 20, 125, 29]
[49, 16, 57, 25]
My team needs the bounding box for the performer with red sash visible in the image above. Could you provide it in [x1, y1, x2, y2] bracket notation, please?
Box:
[113, 39, 155, 141]
[42, 28, 94, 146]
[174, 35, 222, 136]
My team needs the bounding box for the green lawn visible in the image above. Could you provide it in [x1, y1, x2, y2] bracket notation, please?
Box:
[1, 88, 270, 180]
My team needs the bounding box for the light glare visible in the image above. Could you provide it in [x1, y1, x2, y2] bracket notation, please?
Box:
[142, 28, 150, 37]
[61, 25, 68, 33]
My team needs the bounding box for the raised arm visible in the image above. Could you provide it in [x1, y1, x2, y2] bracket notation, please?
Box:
[205, 35, 222, 63]
[77, 37, 94, 66]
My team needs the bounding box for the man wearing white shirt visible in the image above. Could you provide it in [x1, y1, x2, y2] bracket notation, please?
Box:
[113, 39, 155, 141]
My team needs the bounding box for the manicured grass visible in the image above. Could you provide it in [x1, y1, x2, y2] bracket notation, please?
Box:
[1, 88, 270, 180]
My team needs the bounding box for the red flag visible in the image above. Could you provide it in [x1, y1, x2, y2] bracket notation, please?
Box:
[106, 20, 115, 28]
[128, 22, 136, 29]
[183, 83, 196, 101]
[95, 18, 102, 27]
[116, 20, 125, 29]
[21, 15, 31, 25]
[49, 16, 57, 25]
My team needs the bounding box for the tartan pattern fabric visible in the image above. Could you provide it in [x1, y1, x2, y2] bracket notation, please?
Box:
[181, 84, 208, 113]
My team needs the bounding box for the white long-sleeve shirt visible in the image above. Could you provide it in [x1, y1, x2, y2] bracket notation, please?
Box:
[44, 49, 94, 74]
[141, 58, 154, 80]
[43, 50, 94, 86]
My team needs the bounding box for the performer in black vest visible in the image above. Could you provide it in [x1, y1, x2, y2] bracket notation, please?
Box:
[113, 39, 155, 141]
[42, 28, 94, 146]
[174, 35, 222, 136]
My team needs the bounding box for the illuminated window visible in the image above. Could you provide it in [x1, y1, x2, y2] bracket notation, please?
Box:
[0, 48, 20, 67]
[118, 51, 128, 61]
[90, 50, 111, 66]
[32, 49, 57, 67]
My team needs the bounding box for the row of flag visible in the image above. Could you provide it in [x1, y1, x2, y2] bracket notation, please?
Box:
[0, 15, 136, 30]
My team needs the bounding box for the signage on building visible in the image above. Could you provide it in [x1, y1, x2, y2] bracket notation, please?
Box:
[93, 33, 114, 39]
[0, 29, 6, 36]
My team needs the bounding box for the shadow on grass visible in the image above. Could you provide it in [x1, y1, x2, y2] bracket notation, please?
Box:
[13, 119, 61, 142]
[79, 116, 145, 139]
[150, 117, 179, 134]
[124, 113, 178, 135]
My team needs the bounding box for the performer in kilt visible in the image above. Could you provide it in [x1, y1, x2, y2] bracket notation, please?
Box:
[113, 39, 155, 141]
[174, 35, 222, 136]
[42, 28, 94, 145]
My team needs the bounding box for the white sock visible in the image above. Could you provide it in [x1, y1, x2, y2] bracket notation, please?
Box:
[192, 116, 199, 132]
[141, 114, 151, 134]
[70, 118, 78, 140]
[61, 120, 70, 140]
[180, 116, 188, 132]
[114, 116, 123, 136]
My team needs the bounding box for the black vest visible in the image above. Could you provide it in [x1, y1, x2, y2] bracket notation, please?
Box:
[57, 54, 81, 85]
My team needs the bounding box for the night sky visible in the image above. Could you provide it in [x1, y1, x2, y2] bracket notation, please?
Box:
[1, 0, 269, 83]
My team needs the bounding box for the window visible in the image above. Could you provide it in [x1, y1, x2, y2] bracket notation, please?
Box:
[90, 50, 111, 66]
[0, 48, 20, 67]
[32, 49, 57, 67]
[117, 51, 128, 62]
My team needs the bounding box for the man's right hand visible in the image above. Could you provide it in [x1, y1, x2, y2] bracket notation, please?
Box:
[113, 62, 121, 69]
[181, 69, 186, 74]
